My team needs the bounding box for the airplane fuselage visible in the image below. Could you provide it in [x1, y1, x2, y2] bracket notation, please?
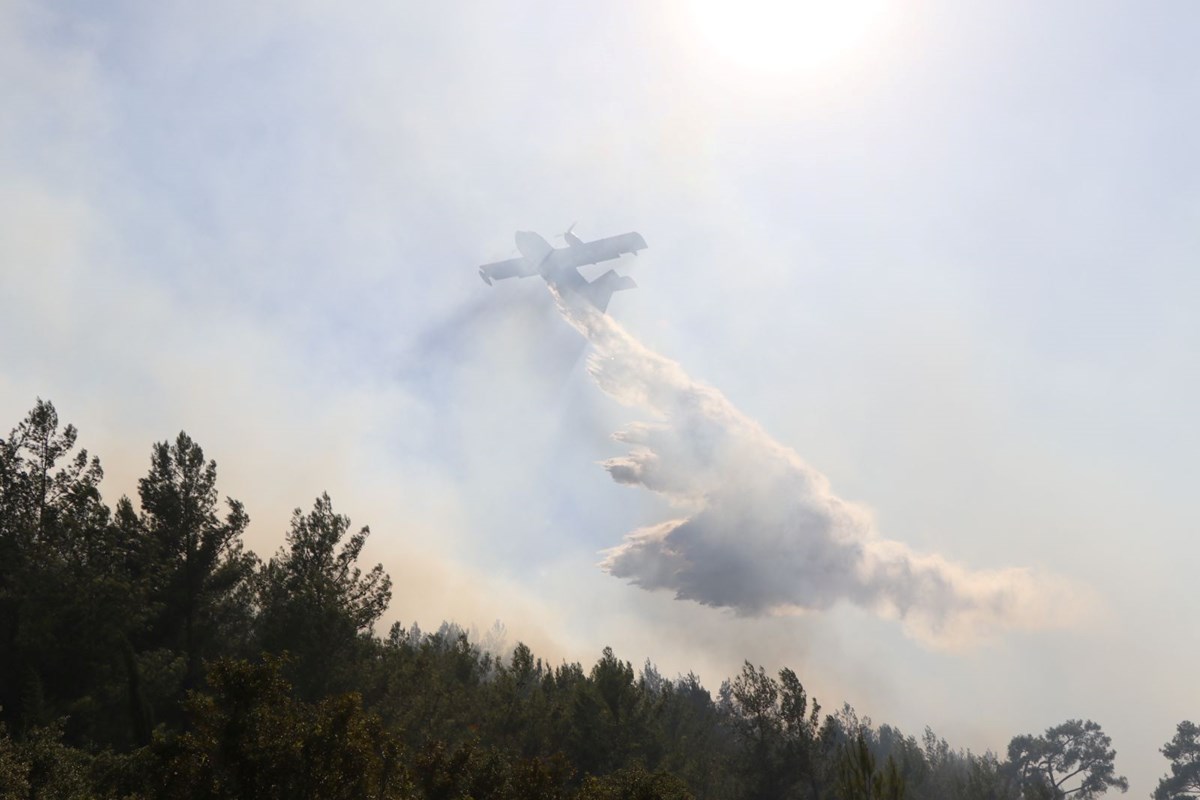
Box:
[514, 231, 569, 282]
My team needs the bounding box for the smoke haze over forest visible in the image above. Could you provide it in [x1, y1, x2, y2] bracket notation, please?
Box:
[2, 1, 1199, 794]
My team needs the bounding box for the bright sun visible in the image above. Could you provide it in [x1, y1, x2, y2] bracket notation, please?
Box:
[687, 0, 889, 77]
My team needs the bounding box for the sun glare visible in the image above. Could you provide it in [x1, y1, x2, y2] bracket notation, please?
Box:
[687, 0, 889, 78]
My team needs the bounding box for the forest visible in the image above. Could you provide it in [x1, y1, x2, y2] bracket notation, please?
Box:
[0, 400, 1193, 799]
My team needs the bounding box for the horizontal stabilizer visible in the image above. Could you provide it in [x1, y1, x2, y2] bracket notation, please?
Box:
[582, 269, 637, 313]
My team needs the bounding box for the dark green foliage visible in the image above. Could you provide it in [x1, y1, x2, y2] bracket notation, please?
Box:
[412, 738, 577, 800]
[0, 723, 29, 799]
[836, 733, 906, 800]
[368, 621, 497, 752]
[0, 401, 1142, 800]
[483, 641, 551, 757]
[576, 764, 693, 800]
[959, 751, 1015, 800]
[1154, 721, 1200, 800]
[567, 647, 653, 775]
[256, 494, 391, 700]
[150, 656, 406, 799]
[0, 720, 107, 800]
[1007, 719, 1128, 800]
[137, 432, 258, 697]
[719, 661, 832, 800]
[653, 672, 733, 799]
[0, 401, 151, 746]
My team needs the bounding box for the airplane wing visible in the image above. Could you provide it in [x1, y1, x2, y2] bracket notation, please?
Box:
[561, 232, 647, 268]
[479, 256, 537, 285]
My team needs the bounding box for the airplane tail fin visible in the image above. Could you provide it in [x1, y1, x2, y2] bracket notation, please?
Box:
[583, 269, 637, 313]
[560, 222, 584, 248]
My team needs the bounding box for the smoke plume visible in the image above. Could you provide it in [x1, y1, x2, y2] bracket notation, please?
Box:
[554, 292, 1086, 649]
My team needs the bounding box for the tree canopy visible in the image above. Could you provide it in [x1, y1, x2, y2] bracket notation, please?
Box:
[0, 401, 1158, 800]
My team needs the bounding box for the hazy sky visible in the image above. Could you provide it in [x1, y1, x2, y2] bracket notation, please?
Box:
[3, 1, 1198, 792]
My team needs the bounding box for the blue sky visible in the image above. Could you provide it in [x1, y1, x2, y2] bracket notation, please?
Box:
[3, 1, 1198, 792]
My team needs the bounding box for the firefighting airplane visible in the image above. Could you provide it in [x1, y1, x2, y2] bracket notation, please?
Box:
[478, 226, 647, 312]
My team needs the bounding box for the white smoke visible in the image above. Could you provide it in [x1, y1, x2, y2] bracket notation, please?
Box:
[554, 291, 1087, 649]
